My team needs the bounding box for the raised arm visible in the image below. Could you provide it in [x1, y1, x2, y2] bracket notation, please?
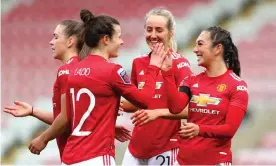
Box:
[162, 69, 190, 114]
[113, 43, 167, 111]
[112, 65, 159, 110]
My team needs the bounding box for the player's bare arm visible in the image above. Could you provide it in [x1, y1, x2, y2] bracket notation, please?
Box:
[3, 101, 54, 125]
[29, 93, 68, 154]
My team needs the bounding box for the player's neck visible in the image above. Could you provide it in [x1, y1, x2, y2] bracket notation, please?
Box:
[61, 51, 77, 64]
[90, 48, 109, 60]
[205, 60, 228, 77]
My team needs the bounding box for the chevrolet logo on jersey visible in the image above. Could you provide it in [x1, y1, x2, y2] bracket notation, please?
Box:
[190, 94, 221, 107]
[138, 82, 162, 90]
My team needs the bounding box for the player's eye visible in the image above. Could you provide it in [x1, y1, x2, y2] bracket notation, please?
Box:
[53, 34, 58, 40]
[146, 28, 152, 32]
[156, 28, 163, 33]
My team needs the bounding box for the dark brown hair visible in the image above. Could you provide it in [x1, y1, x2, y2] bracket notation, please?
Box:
[78, 9, 120, 60]
[205, 26, 241, 76]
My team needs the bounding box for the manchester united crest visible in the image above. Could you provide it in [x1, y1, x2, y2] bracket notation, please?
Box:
[217, 84, 227, 92]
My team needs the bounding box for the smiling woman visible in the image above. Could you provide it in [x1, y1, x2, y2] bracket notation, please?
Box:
[144, 8, 177, 51]
[194, 26, 241, 77]
[160, 26, 249, 165]
[25, 8, 166, 166]
[4, 18, 136, 164]
[121, 7, 192, 166]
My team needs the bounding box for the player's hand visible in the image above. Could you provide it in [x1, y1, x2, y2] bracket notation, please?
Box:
[150, 43, 168, 68]
[131, 109, 159, 126]
[3, 101, 32, 117]
[28, 136, 48, 155]
[178, 122, 199, 139]
[115, 125, 131, 142]
[160, 50, 173, 71]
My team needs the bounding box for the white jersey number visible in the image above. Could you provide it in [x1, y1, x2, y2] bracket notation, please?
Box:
[70, 88, 95, 136]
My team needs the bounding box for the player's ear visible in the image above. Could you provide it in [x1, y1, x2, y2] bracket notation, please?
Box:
[169, 30, 174, 38]
[102, 35, 110, 45]
[214, 43, 223, 56]
[67, 36, 75, 48]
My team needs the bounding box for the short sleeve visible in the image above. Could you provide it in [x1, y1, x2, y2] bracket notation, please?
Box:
[65, 89, 73, 122]
[57, 67, 70, 94]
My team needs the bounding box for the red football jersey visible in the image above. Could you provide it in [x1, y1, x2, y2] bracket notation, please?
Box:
[52, 56, 79, 157]
[62, 55, 159, 164]
[128, 51, 192, 158]
[177, 70, 248, 164]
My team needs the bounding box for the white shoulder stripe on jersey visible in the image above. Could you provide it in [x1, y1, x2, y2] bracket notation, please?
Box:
[137, 54, 148, 58]
[171, 51, 181, 59]
[230, 73, 242, 81]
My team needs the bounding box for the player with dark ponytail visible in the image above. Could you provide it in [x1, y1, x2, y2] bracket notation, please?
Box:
[27, 9, 167, 166]
[159, 26, 248, 165]
[206, 26, 241, 76]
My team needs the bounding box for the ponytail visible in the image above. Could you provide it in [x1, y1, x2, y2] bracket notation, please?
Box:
[227, 43, 241, 76]
[206, 26, 241, 76]
[78, 8, 120, 60]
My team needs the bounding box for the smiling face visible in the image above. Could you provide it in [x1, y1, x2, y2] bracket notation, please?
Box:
[193, 30, 223, 67]
[145, 15, 172, 50]
[106, 24, 124, 58]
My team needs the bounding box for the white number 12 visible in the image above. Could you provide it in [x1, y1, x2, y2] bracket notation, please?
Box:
[70, 88, 95, 136]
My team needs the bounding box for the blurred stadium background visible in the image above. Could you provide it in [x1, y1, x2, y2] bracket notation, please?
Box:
[1, 0, 276, 165]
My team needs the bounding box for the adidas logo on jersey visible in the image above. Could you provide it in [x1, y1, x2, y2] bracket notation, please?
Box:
[171, 51, 182, 59]
[66, 58, 74, 64]
[139, 70, 144, 75]
[230, 73, 242, 81]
